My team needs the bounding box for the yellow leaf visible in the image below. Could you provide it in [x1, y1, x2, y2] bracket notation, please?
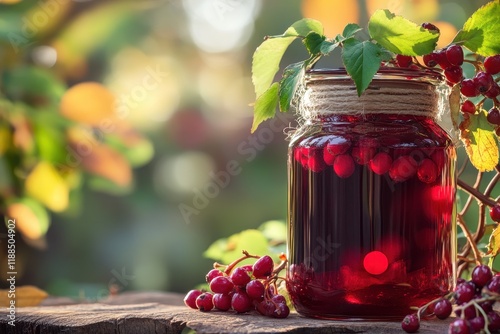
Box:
[301, 0, 359, 37]
[7, 200, 50, 240]
[0, 286, 48, 307]
[67, 128, 132, 187]
[460, 111, 499, 172]
[0, 124, 12, 156]
[487, 225, 500, 257]
[60, 82, 116, 126]
[25, 162, 69, 212]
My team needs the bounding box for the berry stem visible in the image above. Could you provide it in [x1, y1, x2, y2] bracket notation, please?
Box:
[216, 250, 261, 275]
[457, 214, 483, 266]
[272, 254, 287, 276]
[470, 299, 491, 333]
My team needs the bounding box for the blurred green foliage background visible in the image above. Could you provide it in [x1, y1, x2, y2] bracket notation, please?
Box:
[0, 0, 496, 299]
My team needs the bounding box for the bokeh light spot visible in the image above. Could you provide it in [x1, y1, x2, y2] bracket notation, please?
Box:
[363, 251, 388, 275]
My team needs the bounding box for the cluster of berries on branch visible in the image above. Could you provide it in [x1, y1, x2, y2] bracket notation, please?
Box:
[402, 264, 500, 334]
[184, 251, 290, 318]
[394, 23, 500, 135]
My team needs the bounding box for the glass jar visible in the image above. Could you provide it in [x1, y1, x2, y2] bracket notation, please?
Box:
[286, 68, 456, 320]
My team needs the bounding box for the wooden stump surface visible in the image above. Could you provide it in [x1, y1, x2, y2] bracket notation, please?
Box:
[0, 291, 452, 333]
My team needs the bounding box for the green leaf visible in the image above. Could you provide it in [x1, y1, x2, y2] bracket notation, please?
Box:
[203, 229, 269, 265]
[453, 1, 500, 56]
[487, 225, 500, 258]
[252, 36, 295, 99]
[251, 82, 279, 133]
[2, 67, 66, 106]
[258, 220, 286, 243]
[303, 32, 326, 55]
[252, 19, 324, 99]
[303, 32, 338, 56]
[283, 18, 324, 37]
[460, 110, 499, 172]
[34, 125, 67, 165]
[320, 40, 338, 54]
[342, 23, 362, 38]
[279, 62, 305, 112]
[341, 39, 384, 96]
[368, 9, 439, 56]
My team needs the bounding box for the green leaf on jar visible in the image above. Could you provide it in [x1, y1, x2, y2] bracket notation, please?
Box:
[341, 39, 385, 96]
[252, 19, 324, 100]
[460, 110, 499, 172]
[279, 61, 305, 112]
[303, 32, 327, 55]
[342, 23, 362, 39]
[252, 36, 296, 99]
[368, 9, 439, 56]
[251, 82, 279, 133]
[283, 18, 324, 37]
[453, 1, 500, 56]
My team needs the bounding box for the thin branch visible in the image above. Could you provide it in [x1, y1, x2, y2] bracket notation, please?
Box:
[485, 170, 500, 198]
[457, 178, 497, 207]
[457, 215, 482, 266]
[458, 158, 468, 177]
[459, 171, 482, 216]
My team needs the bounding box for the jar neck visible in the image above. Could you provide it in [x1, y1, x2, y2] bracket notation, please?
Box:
[308, 113, 436, 124]
[298, 78, 441, 121]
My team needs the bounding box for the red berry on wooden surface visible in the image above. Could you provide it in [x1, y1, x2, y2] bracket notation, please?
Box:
[231, 291, 253, 313]
[184, 289, 202, 309]
[196, 292, 214, 312]
[206, 269, 223, 283]
[433, 298, 452, 320]
[209, 276, 234, 294]
[252, 255, 274, 278]
[213, 293, 232, 311]
[471, 264, 493, 288]
[401, 314, 420, 333]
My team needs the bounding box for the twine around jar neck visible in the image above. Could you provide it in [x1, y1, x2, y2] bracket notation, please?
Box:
[298, 72, 442, 120]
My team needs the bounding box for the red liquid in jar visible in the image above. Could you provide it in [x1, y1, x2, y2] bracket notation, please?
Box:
[287, 114, 455, 320]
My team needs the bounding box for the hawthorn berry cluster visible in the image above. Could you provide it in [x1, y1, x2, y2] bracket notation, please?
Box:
[184, 251, 290, 318]
[401, 264, 500, 334]
[394, 23, 500, 133]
